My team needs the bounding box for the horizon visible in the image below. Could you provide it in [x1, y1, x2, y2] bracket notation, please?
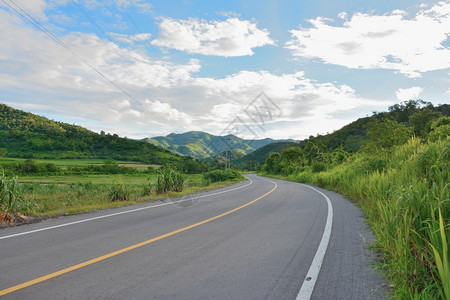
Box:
[1, 0, 449, 140]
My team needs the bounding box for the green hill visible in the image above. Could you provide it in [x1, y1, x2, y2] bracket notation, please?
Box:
[144, 131, 296, 158]
[235, 100, 449, 168]
[300, 100, 449, 152]
[0, 104, 186, 166]
[232, 141, 298, 168]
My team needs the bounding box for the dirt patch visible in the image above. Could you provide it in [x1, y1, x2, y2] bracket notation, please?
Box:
[0, 211, 14, 225]
[118, 164, 160, 168]
[0, 211, 40, 227]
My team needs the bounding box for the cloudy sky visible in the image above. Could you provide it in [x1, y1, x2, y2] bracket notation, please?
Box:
[1, 0, 449, 140]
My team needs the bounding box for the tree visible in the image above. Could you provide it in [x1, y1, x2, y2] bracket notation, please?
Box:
[279, 146, 305, 174]
[264, 152, 281, 173]
[363, 118, 412, 150]
[428, 116, 450, 141]
[409, 109, 441, 137]
[388, 99, 433, 123]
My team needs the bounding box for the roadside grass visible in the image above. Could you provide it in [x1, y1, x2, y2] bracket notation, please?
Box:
[0, 159, 246, 222]
[262, 137, 449, 299]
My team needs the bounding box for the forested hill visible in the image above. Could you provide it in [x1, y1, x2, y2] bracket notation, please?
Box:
[145, 131, 296, 158]
[0, 104, 184, 165]
[232, 141, 298, 167]
[234, 100, 449, 168]
[299, 100, 449, 152]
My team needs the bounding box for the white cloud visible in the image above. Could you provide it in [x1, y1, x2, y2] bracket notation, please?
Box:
[286, 2, 450, 77]
[396, 87, 424, 101]
[151, 17, 275, 57]
[0, 10, 201, 91]
[217, 11, 241, 18]
[108, 32, 152, 44]
[115, 0, 152, 14]
[191, 71, 389, 139]
[0, 7, 391, 140]
[337, 12, 347, 20]
[0, 0, 48, 20]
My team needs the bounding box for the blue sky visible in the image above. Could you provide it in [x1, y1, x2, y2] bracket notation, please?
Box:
[1, 0, 449, 139]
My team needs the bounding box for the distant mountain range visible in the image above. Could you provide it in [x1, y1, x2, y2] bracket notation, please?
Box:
[144, 131, 297, 159]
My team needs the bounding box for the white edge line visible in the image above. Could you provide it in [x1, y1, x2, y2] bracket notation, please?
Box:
[0, 176, 254, 240]
[296, 184, 333, 300]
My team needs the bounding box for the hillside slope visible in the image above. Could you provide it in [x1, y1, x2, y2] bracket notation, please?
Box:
[232, 141, 298, 168]
[0, 104, 184, 165]
[145, 131, 296, 158]
[235, 101, 449, 168]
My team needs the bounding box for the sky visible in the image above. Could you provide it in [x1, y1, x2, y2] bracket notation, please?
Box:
[0, 0, 449, 140]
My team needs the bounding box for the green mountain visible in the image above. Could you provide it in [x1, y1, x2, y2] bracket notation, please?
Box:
[0, 104, 186, 166]
[144, 131, 296, 158]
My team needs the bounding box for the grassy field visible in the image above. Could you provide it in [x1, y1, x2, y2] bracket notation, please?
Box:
[0, 157, 160, 171]
[0, 158, 244, 221]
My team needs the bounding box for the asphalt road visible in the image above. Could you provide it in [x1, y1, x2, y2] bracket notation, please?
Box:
[0, 174, 387, 299]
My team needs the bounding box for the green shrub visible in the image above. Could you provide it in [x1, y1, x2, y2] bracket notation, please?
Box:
[0, 174, 35, 215]
[155, 166, 185, 194]
[311, 162, 326, 173]
[0, 174, 19, 213]
[203, 169, 241, 182]
[108, 183, 131, 201]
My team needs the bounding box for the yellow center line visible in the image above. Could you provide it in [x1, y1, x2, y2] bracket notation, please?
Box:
[0, 180, 278, 296]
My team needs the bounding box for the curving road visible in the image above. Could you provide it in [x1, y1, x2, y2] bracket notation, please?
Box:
[0, 175, 387, 299]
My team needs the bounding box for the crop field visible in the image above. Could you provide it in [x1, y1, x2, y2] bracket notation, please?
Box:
[0, 157, 160, 170]
[0, 158, 243, 220]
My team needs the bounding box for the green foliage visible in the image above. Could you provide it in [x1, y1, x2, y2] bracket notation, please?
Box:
[11, 159, 61, 175]
[155, 166, 185, 194]
[363, 118, 412, 150]
[409, 109, 442, 137]
[179, 157, 209, 174]
[0, 174, 19, 213]
[311, 161, 326, 173]
[203, 169, 242, 182]
[108, 183, 132, 202]
[424, 207, 449, 300]
[233, 141, 298, 168]
[388, 99, 434, 123]
[264, 152, 281, 173]
[0, 174, 35, 215]
[429, 116, 450, 142]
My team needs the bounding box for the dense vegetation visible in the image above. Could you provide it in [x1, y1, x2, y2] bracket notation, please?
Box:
[0, 104, 207, 172]
[262, 100, 449, 299]
[203, 169, 243, 183]
[234, 101, 448, 168]
[232, 141, 298, 169]
[145, 131, 296, 159]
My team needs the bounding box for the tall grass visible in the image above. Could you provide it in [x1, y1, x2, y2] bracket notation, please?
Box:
[155, 166, 184, 194]
[0, 174, 35, 215]
[282, 137, 449, 299]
